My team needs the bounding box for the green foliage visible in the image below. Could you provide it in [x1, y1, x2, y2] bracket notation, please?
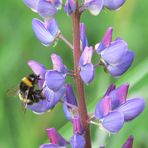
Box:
[0, 0, 148, 148]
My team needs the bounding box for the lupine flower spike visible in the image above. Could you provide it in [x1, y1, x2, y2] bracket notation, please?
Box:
[20, 0, 147, 147]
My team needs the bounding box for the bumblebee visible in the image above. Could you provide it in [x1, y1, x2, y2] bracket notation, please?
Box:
[7, 74, 45, 106]
[19, 73, 45, 105]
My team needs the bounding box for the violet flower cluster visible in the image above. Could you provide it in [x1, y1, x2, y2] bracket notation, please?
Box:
[20, 0, 146, 147]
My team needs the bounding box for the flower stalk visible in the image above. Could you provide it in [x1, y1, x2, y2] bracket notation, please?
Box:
[72, 1, 91, 147]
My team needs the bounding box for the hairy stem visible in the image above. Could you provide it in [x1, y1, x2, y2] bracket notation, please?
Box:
[72, 2, 91, 148]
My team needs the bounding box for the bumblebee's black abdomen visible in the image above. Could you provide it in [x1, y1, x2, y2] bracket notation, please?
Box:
[19, 82, 29, 92]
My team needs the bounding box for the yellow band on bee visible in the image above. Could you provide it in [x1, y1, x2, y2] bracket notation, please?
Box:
[22, 77, 33, 87]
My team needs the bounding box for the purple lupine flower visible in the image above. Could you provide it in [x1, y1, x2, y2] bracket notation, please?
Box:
[64, 0, 76, 15]
[103, 0, 126, 10]
[45, 53, 67, 91]
[83, 0, 104, 15]
[80, 23, 88, 51]
[63, 84, 78, 120]
[95, 27, 134, 77]
[79, 46, 95, 84]
[26, 54, 66, 114]
[32, 18, 60, 46]
[24, 0, 62, 18]
[70, 117, 85, 148]
[40, 128, 69, 148]
[122, 135, 134, 148]
[95, 83, 145, 133]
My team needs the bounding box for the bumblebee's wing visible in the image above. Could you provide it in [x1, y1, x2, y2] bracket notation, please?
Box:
[6, 86, 19, 97]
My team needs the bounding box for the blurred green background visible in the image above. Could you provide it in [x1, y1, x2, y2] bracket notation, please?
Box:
[0, 0, 148, 148]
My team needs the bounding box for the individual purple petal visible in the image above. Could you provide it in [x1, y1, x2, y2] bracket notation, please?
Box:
[122, 135, 134, 148]
[64, 0, 76, 15]
[28, 60, 46, 79]
[79, 46, 93, 66]
[104, 0, 126, 10]
[102, 111, 124, 133]
[80, 23, 88, 51]
[103, 84, 116, 97]
[65, 84, 77, 106]
[96, 27, 113, 53]
[101, 39, 128, 65]
[73, 117, 83, 134]
[63, 103, 74, 120]
[70, 134, 85, 148]
[63, 84, 77, 120]
[45, 18, 60, 37]
[53, 0, 63, 9]
[44, 85, 65, 104]
[80, 63, 95, 84]
[32, 18, 54, 46]
[37, 0, 57, 18]
[27, 86, 65, 114]
[117, 98, 146, 121]
[51, 53, 67, 74]
[46, 128, 69, 146]
[95, 96, 111, 119]
[45, 70, 65, 91]
[24, 0, 39, 12]
[84, 0, 104, 15]
[40, 143, 61, 148]
[109, 83, 129, 109]
[107, 50, 134, 77]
